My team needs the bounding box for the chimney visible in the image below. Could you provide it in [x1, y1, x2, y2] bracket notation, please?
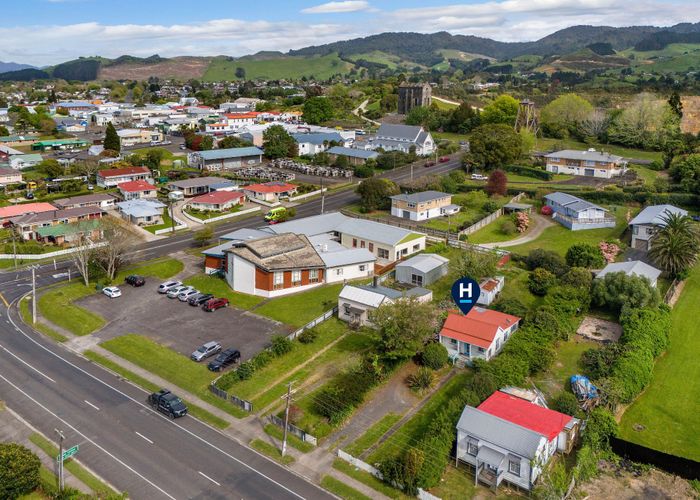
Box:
[372, 276, 378, 288]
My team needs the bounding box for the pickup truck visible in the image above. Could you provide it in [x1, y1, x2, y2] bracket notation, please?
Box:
[147, 389, 188, 418]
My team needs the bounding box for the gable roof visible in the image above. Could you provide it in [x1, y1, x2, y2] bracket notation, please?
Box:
[390, 190, 451, 204]
[0, 202, 56, 220]
[440, 308, 521, 349]
[53, 193, 115, 208]
[339, 285, 390, 308]
[628, 204, 688, 226]
[326, 146, 378, 160]
[98, 166, 151, 178]
[544, 192, 607, 213]
[190, 190, 244, 205]
[596, 260, 662, 283]
[167, 176, 225, 189]
[117, 199, 165, 218]
[376, 124, 422, 142]
[291, 132, 344, 145]
[545, 149, 625, 163]
[478, 391, 574, 441]
[229, 233, 324, 271]
[395, 254, 449, 273]
[11, 206, 103, 225]
[194, 147, 263, 161]
[243, 181, 297, 193]
[118, 180, 156, 192]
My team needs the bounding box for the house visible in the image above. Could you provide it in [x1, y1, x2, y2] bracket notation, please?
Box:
[596, 260, 662, 288]
[310, 233, 376, 283]
[243, 181, 298, 203]
[477, 276, 505, 306]
[455, 391, 578, 490]
[117, 199, 166, 226]
[0, 202, 57, 222]
[439, 308, 521, 364]
[203, 228, 272, 274]
[364, 124, 435, 156]
[166, 177, 224, 197]
[395, 253, 449, 286]
[543, 192, 616, 231]
[10, 206, 105, 241]
[54, 118, 87, 133]
[338, 280, 433, 326]
[188, 191, 244, 212]
[326, 146, 379, 166]
[53, 193, 117, 210]
[0, 167, 23, 186]
[544, 149, 627, 179]
[224, 233, 326, 298]
[188, 147, 264, 171]
[97, 166, 153, 188]
[118, 180, 158, 200]
[291, 132, 345, 156]
[117, 129, 164, 147]
[9, 154, 43, 170]
[30, 139, 88, 151]
[629, 204, 688, 251]
[35, 219, 102, 246]
[390, 190, 460, 221]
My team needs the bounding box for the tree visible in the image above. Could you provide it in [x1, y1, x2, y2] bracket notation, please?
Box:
[608, 93, 676, 149]
[421, 343, 448, 370]
[668, 91, 683, 119]
[37, 159, 64, 178]
[579, 109, 611, 142]
[104, 122, 121, 152]
[565, 243, 605, 268]
[0, 125, 8, 136]
[528, 268, 557, 295]
[356, 177, 399, 211]
[370, 297, 437, 361]
[485, 169, 507, 197]
[480, 95, 519, 126]
[302, 97, 334, 125]
[262, 124, 297, 159]
[540, 93, 593, 139]
[649, 211, 700, 277]
[464, 124, 522, 170]
[450, 248, 498, 282]
[0, 443, 41, 499]
[193, 226, 214, 247]
[96, 219, 138, 281]
[525, 248, 568, 276]
[219, 135, 253, 149]
[235, 67, 246, 79]
[446, 103, 480, 134]
[591, 272, 660, 312]
[560, 267, 593, 289]
[550, 392, 581, 417]
[72, 234, 94, 286]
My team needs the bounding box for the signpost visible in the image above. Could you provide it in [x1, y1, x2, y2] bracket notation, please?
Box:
[60, 445, 79, 461]
[54, 428, 77, 493]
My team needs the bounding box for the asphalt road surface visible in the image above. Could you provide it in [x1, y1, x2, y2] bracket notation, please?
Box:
[0, 156, 462, 498]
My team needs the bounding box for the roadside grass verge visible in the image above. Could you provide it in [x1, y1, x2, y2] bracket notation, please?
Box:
[37, 283, 105, 336]
[183, 274, 264, 310]
[263, 424, 314, 453]
[83, 350, 229, 429]
[116, 257, 184, 282]
[28, 432, 117, 495]
[19, 297, 67, 342]
[254, 283, 344, 327]
[343, 413, 402, 457]
[321, 475, 372, 500]
[250, 439, 295, 465]
[332, 459, 409, 500]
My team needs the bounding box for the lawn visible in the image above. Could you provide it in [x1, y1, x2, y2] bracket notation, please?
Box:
[332, 459, 410, 500]
[321, 476, 372, 500]
[467, 215, 529, 244]
[144, 209, 181, 235]
[344, 413, 402, 457]
[532, 337, 597, 400]
[422, 193, 510, 233]
[183, 274, 264, 310]
[428, 464, 482, 500]
[116, 257, 184, 282]
[20, 297, 66, 342]
[37, 283, 105, 336]
[619, 263, 700, 461]
[254, 283, 344, 327]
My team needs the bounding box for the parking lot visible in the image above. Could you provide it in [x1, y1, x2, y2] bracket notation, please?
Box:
[78, 284, 292, 362]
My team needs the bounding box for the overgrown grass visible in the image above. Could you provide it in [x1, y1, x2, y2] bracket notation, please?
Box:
[83, 350, 229, 429]
[344, 413, 402, 457]
[428, 464, 481, 500]
[332, 459, 409, 500]
[532, 337, 598, 400]
[321, 475, 372, 500]
[37, 283, 105, 336]
[19, 297, 67, 342]
[254, 283, 344, 327]
[183, 274, 264, 310]
[263, 424, 315, 453]
[250, 439, 295, 465]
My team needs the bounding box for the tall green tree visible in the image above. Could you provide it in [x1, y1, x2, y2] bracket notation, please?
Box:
[480, 95, 519, 126]
[668, 91, 683, 119]
[104, 122, 121, 152]
[302, 97, 334, 125]
[262, 125, 297, 159]
[649, 212, 700, 277]
[450, 248, 498, 282]
[370, 297, 437, 361]
[356, 177, 399, 211]
[464, 123, 522, 170]
[540, 93, 593, 139]
[219, 135, 253, 149]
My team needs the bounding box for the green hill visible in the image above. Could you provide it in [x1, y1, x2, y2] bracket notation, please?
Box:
[202, 53, 353, 81]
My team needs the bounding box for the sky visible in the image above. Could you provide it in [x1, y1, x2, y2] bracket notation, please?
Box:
[1, 0, 699, 65]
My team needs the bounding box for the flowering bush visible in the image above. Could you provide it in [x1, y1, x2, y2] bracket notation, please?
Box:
[599, 241, 621, 263]
[515, 212, 530, 233]
[541, 205, 553, 216]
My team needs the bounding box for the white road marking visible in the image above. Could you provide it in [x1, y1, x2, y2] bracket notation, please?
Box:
[135, 431, 154, 445]
[84, 400, 100, 411]
[0, 343, 56, 383]
[0, 372, 177, 500]
[198, 471, 221, 487]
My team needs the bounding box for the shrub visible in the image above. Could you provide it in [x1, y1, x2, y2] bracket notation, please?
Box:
[591, 272, 660, 313]
[566, 243, 605, 268]
[237, 361, 255, 380]
[493, 298, 529, 318]
[582, 407, 618, 449]
[541, 204, 553, 216]
[526, 306, 569, 340]
[551, 391, 581, 417]
[408, 367, 435, 393]
[288, 404, 304, 425]
[0, 443, 41, 499]
[528, 267, 557, 295]
[599, 240, 621, 263]
[270, 335, 293, 356]
[500, 219, 517, 235]
[298, 328, 318, 344]
[253, 350, 274, 369]
[503, 164, 553, 180]
[514, 212, 529, 233]
[421, 343, 448, 370]
[525, 248, 568, 276]
[581, 343, 626, 380]
[560, 267, 593, 289]
[482, 200, 499, 213]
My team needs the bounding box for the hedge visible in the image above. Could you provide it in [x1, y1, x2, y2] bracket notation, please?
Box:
[503, 164, 554, 180]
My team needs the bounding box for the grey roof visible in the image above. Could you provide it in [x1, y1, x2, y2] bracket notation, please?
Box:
[396, 254, 449, 273]
[167, 176, 225, 189]
[376, 124, 422, 142]
[221, 227, 272, 242]
[390, 190, 451, 204]
[544, 192, 607, 213]
[327, 146, 378, 160]
[202, 241, 236, 257]
[545, 149, 625, 163]
[195, 147, 263, 161]
[11, 205, 104, 225]
[629, 204, 688, 226]
[291, 133, 344, 145]
[596, 260, 662, 283]
[504, 202, 532, 210]
[209, 181, 237, 190]
[355, 283, 431, 301]
[477, 446, 505, 467]
[53, 193, 116, 208]
[262, 212, 348, 237]
[339, 285, 389, 308]
[457, 406, 544, 459]
[318, 247, 375, 268]
[117, 199, 165, 218]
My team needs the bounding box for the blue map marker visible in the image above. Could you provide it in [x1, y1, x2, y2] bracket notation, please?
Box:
[451, 277, 481, 316]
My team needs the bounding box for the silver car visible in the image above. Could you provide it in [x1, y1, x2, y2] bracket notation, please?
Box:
[191, 341, 221, 362]
[167, 285, 191, 298]
[158, 280, 182, 294]
[178, 289, 199, 302]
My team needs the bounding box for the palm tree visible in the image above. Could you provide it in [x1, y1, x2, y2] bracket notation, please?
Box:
[649, 212, 700, 277]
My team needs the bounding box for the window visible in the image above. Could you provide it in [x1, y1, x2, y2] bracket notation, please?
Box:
[411, 274, 423, 286]
[495, 338, 501, 350]
[336, 268, 343, 276]
[378, 248, 389, 259]
[401, 248, 408, 255]
[450, 338, 457, 345]
[352, 238, 357, 248]
[360, 240, 365, 248]
[273, 271, 284, 290]
[309, 269, 319, 283]
[368, 243, 374, 252]
[291, 270, 301, 285]
[359, 265, 366, 272]
[467, 439, 478, 456]
[407, 202, 416, 208]
[508, 458, 521, 476]
[344, 304, 351, 315]
[413, 244, 420, 252]
[633, 226, 638, 235]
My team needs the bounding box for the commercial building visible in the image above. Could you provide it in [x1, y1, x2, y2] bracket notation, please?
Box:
[188, 147, 264, 171]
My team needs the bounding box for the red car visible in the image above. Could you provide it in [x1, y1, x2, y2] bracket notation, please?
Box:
[202, 298, 229, 312]
[439, 156, 450, 163]
[424, 161, 435, 168]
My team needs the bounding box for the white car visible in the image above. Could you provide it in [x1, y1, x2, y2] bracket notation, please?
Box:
[158, 280, 182, 294]
[103, 286, 122, 298]
[471, 173, 488, 181]
[167, 285, 192, 299]
[178, 289, 199, 302]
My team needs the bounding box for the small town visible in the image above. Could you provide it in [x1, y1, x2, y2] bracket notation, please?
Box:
[0, 2, 699, 500]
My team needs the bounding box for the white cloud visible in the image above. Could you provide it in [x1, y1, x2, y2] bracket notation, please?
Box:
[302, 1, 370, 14]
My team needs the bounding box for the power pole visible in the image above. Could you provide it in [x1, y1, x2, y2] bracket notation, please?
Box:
[320, 175, 325, 214]
[31, 266, 36, 324]
[55, 429, 65, 492]
[281, 381, 293, 457]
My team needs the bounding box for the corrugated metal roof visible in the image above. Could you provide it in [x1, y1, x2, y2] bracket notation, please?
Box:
[544, 149, 624, 163]
[544, 192, 606, 213]
[629, 204, 687, 226]
[596, 260, 661, 282]
[319, 248, 376, 268]
[390, 190, 451, 204]
[339, 285, 388, 308]
[195, 147, 263, 161]
[376, 124, 422, 141]
[168, 177, 225, 189]
[291, 133, 344, 145]
[395, 253, 449, 273]
[327, 146, 378, 159]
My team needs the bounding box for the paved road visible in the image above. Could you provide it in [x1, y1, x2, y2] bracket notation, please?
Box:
[0, 156, 462, 498]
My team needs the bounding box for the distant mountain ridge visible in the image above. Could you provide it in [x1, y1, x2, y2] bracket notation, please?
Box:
[0, 61, 35, 73]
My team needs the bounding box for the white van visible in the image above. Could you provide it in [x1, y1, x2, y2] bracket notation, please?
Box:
[168, 191, 184, 201]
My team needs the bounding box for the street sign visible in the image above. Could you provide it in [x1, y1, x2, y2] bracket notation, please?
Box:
[59, 445, 79, 461]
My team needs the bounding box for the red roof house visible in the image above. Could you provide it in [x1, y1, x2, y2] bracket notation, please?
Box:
[243, 181, 298, 202]
[0, 202, 56, 221]
[97, 166, 153, 187]
[117, 180, 157, 200]
[439, 308, 520, 363]
[189, 191, 244, 212]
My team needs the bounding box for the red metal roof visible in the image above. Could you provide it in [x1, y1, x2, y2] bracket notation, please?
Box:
[0, 202, 56, 219]
[243, 182, 297, 194]
[98, 166, 150, 178]
[439, 308, 520, 349]
[190, 191, 244, 205]
[117, 180, 155, 192]
[478, 391, 573, 441]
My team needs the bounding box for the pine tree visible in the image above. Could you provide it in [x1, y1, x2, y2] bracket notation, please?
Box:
[104, 122, 121, 152]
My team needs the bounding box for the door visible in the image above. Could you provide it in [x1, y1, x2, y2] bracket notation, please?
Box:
[584, 168, 595, 177]
[402, 210, 411, 219]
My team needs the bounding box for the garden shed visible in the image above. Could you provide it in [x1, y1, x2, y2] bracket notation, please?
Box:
[395, 253, 449, 287]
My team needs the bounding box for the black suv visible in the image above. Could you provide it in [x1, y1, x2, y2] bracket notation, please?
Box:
[147, 389, 187, 418]
[188, 293, 214, 306]
[125, 275, 146, 287]
[208, 348, 241, 372]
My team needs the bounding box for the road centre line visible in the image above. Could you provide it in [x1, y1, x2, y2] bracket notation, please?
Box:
[198, 471, 221, 487]
[135, 431, 154, 444]
[84, 400, 100, 411]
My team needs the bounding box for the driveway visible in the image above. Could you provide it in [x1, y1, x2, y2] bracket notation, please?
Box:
[77, 284, 291, 361]
[479, 212, 555, 249]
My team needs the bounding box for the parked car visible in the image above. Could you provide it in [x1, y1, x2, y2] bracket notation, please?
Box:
[191, 341, 222, 361]
[158, 280, 182, 294]
[188, 293, 214, 306]
[471, 173, 487, 180]
[424, 161, 435, 168]
[439, 156, 450, 163]
[179, 144, 187, 150]
[125, 275, 145, 287]
[207, 348, 241, 372]
[178, 288, 199, 302]
[102, 286, 122, 298]
[167, 285, 192, 298]
[202, 297, 229, 312]
[147, 389, 187, 418]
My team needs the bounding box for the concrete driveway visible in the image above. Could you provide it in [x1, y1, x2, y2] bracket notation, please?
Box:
[77, 284, 291, 362]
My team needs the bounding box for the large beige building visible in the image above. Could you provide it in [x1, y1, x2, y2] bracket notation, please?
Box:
[390, 190, 460, 221]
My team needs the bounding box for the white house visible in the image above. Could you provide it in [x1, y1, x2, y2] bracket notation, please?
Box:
[291, 132, 345, 156]
[97, 166, 153, 188]
[338, 281, 432, 326]
[628, 204, 688, 251]
[596, 260, 662, 288]
[0, 167, 22, 186]
[390, 191, 459, 221]
[117, 180, 158, 201]
[364, 124, 435, 156]
[310, 234, 376, 284]
[477, 276, 505, 306]
[543, 192, 616, 231]
[9, 154, 43, 170]
[544, 149, 627, 179]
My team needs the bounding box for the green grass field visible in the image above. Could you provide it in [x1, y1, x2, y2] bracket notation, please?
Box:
[183, 274, 264, 310]
[117, 257, 184, 282]
[346, 50, 404, 70]
[532, 337, 598, 400]
[343, 413, 402, 457]
[467, 215, 527, 244]
[144, 209, 178, 234]
[619, 264, 700, 461]
[332, 459, 410, 499]
[321, 476, 372, 500]
[20, 297, 66, 342]
[37, 283, 105, 336]
[203, 53, 353, 81]
[254, 283, 344, 327]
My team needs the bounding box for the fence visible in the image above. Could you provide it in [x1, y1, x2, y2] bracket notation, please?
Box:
[456, 192, 528, 238]
[182, 206, 260, 225]
[610, 436, 700, 481]
[663, 279, 681, 305]
[0, 241, 108, 260]
[208, 384, 253, 413]
[154, 223, 187, 235]
[287, 306, 338, 341]
[268, 415, 317, 446]
[288, 188, 327, 202]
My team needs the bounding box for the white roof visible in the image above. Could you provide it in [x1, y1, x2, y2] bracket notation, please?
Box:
[629, 204, 688, 226]
[396, 254, 449, 273]
[339, 285, 388, 308]
[596, 260, 662, 283]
